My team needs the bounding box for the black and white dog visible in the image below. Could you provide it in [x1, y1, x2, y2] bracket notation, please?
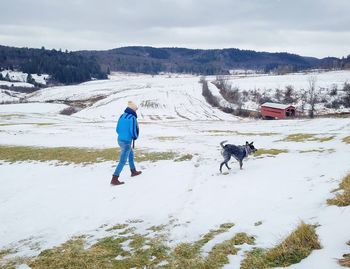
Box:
[220, 140, 257, 172]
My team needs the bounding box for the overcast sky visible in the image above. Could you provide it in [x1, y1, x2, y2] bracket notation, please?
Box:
[0, 0, 349, 58]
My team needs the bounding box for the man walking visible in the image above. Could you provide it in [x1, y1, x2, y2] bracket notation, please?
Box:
[111, 101, 142, 185]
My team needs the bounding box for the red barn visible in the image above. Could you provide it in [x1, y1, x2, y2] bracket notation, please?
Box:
[260, 102, 296, 119]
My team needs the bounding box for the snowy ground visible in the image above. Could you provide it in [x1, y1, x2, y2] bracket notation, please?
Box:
[0, 72, 350, 268]
[1, 70, 49, 85]
[225, 70, 349, 92]
[214, 70, 350, 113]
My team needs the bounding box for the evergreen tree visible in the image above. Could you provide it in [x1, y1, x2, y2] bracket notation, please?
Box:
[26, 74, 35, 84]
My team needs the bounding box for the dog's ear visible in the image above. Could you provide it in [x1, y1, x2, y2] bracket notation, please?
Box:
[246, 141, 249, 145]
[250, 141, 254, 145]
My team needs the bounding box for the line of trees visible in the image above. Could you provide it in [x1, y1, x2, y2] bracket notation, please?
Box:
[209, 76, 350, 118]
[0, 46, 107, 84]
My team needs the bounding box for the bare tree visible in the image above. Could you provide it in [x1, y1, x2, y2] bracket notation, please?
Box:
[307, 76, 319, 118]
[274, 88, 282, 102]
[299, 89, 307, 115]
[200, 78, 220, 107]
[283, 85, 296, 104]
[343, 82, 350, 108]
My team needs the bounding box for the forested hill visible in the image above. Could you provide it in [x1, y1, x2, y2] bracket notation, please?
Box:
[78, 46, 347, 75]
[0, 45, 107, 84]
[1, 45, 348, 85]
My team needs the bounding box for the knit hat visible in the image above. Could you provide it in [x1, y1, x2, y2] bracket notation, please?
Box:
[127, 101, 138, 111]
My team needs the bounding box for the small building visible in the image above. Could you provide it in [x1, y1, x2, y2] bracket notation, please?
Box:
[260, 102, 296, 119]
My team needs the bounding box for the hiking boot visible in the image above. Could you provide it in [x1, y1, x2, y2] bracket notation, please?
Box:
[131, 169, 142, 177]
[110, 175, 124, 185]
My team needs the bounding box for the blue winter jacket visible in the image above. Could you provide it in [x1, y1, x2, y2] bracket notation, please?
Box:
[116, 107, 139, 142]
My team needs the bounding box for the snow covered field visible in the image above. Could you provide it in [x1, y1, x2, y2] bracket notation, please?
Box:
[214, 70, 350, 113]
[0, 70, 49, 85]
[225, 70, 349, 92]
[0, 72, 350, 268]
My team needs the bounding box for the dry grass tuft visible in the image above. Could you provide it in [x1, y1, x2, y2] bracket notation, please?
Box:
[147, 224, 167, 233]
[327, 173, 350, 207]
[156, 136, 180, 141]
[206, 233, 255, 268]
[0, 122, 54, 126]
[19, 222, 256, 269]
[281, 133, 334, 142]
[343, 136, 350, 144]
[299, 148, 335, 154]
[339, 241, 350, 267]
[0, 249, 12, 260]
[207, 130, 279, 136]
[1, 247, 33, 268]
[253, 148, 288, 157]
[240, 222, 321, 269]
[105, 223, 128, 232]
[174, 154, 193, 162]
[0, 145, 178, 165]
[29, 237, 128, 269]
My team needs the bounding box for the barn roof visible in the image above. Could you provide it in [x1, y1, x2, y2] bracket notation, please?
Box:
[261, 102, 294, 110]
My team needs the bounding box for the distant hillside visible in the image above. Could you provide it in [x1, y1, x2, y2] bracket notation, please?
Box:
[78, 46, 347, 75]
[0, 45, 107, 84]
[1, 45, 349, 85]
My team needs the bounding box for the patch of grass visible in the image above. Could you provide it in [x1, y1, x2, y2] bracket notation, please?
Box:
[281, 133, 334, 142]
[317, 136, 335, 142]
[147, 224, 167, 233]
[126, 219, 144, 224]
[0, 145, 178, 165]
[105, 223, 128, 232]
[35, 123, 54, 126]
[0, 249, 13, 260]
[327, 173, 350, 207]
[0, 114, 25, 118]
[343, 136, 350, 144]
[253, 148, 288, 157]
[0, 122, 54, 126]
[206, 233, 255, 268]
[299, 148, 335, 154]
[240, 222, 321, 269]
[0, 254, 30, 269]
[170, 242, 203, 268]
[254, 221, 263, 226]
[281, 133, 316, 142]
[28, 229, 169, 269]
[194, 223, 235, 249]
[129, 234, 147, 249]
[156, 136, 180, 141]
[235, 131, 280, 136]
[127, 236, 170, 268]
[118, 227, 137, 235]
[339, 241, 350, 267]
[174, 154, 193, 162]
[219, 223, 235, 229]
[207, 130, 279, 136]
[137, 150, 177, 163]
[0, 248, 19, 268]
[11, 221, 258, 269]
[169, 231, 254, 269]
[29, 236, 129, 269]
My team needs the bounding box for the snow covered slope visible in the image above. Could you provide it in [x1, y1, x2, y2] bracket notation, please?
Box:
[1, 70, 49, 85]
[28, 73, 234, 121]
[0, 72, 349, 268]
[224, 70, 350, 92]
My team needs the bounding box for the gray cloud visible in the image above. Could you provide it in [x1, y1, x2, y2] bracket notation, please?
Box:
[0, 0, 349, 57]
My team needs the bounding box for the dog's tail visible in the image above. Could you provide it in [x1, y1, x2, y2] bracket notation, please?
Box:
[220, 140, 227, 148]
